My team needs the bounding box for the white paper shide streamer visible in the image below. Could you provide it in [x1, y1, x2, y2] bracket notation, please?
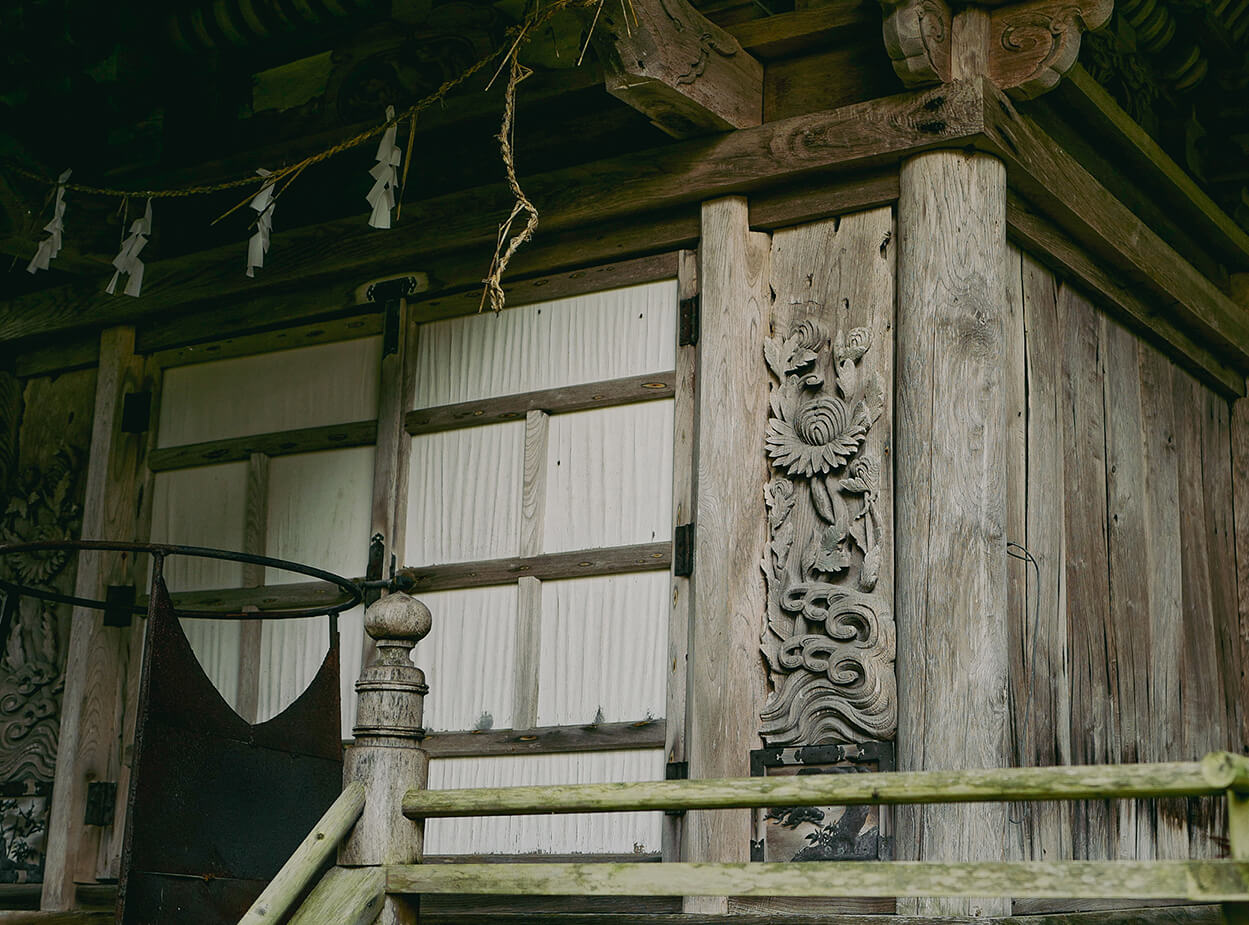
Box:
[107, 198, 153, 297]
[366, 106, 402, 229]
[26, 169, 72, 274]
[246, 168, 277, 278]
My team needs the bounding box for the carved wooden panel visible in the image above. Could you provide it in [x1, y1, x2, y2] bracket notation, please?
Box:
[760, 210, 897, 748]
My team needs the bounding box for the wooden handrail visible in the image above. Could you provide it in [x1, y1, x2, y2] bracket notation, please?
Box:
[402, 754, 1244, 819]
[236, 781, 366, 925]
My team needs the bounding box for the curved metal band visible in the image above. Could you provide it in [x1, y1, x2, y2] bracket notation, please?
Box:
[0, 540, 362, 620]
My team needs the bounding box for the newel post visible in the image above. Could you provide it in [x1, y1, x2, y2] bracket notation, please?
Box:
[340, 592, 432, 924]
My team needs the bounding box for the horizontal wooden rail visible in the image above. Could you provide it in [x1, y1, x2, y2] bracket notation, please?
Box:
[405, 372, 676, 437]
[238, 781, 366, 925]
[423, 720, 665, 758]
[149, 420, 377, 471]
[398, 542, 671, 593]
[403, 755, 1245, 819]
[384, 860, 1249, 901]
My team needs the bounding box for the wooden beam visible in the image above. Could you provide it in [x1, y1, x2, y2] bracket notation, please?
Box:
[0, 82, 982, 347]
[979, 80, 1249, 370]
[725, 3, 878, 60]
[895, 149, 1010, 917]
[682, 198, 769, 913]
[236, 452, 270, 724]
[287, 867, 385, 925]
[587, 0, 763, 138]
[1055, 66, 1249, 274]
[399, 542, 671, 593]
[385, 859, 1249, 901]
[422, 720, 665, 758]
[41, 328, 149, 910]
[406, 373, 676, 436]
[147, 420, 377, 471]
[1006, 193, 1245, 396]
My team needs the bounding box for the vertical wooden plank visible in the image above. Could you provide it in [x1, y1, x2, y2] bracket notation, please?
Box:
[683, 198, 769, 914]
[1232, 393, 1249, 757]
[236, 452, 270, 724]
[1136, 340, 1188, 858]
[513, 410, 549, 731]
[1003, 244, 1027, 865]
[1202, 389, 1242, 757]
[98, 358, 162, 880]
[1019, 253, 1071, 862]
[1060, 287, 1113, 862]
[365, 300, 414, 672]
[42, 327, 147, 910]
[512, 577, 542, 732]
[663, 249, 697, 864]
[1175, 367, 1224, 858]
[1102, 318, 1153, 860]
[895, 151, 1009, 918]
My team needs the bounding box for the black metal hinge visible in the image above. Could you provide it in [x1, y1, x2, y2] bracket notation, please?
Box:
[678, 294, 700, 347]
[665, 760, 689, 817]
[84, 781, 117, 826]
[673, 523, 694, 577]
[120, 391, 151, 434]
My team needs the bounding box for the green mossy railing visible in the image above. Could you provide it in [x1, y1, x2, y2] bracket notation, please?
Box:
[384, 751, 1249, 906]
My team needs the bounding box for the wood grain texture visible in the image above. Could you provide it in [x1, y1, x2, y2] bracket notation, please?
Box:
[981, 83, 1249, 373]
[1059, 287, 1113, 862]
[148, 313, 384, 369]
[760, 207, 896, 747]
[399, 543, 672, 592]
[512, 576, 542, 732]
[147, 419, 378, 471]
[286, 866, 385, 925]
[0, 82, 983, 347]
[663, 249, 697, 863]
[384, 859, 1249, 901]
[405, 374, 676, 437]
[683, 198, 770, 894]
[1005, 193, 1243, 398]
[41, 328, 148, 910]
[403, 758, 1235, 818]
[1233, 396, 1249, 759]
[412, 910, 1225, 925]
[895, 151, 1010, 917]
[587, 0, 762, 137]
[423, 720, 666, 758]
[235, 451, 270, 724]
[1015, 251, 1073, 862]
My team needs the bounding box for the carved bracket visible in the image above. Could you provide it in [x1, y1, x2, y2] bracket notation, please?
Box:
[585, 0, 763, 138]
[880, 0, 1112, 98]
[759, 322, 896, 747]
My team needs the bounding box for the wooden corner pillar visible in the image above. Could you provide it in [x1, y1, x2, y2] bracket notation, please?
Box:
[42, 326, 152, 911]
[340, 592, 431, 925]
[895, 150, 1011, 917]
[879, 0, 1112, 100]
[585, 0, 762, 138]
[682, 197, 770, 913]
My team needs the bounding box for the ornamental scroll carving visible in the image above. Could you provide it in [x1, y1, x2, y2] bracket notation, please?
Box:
[760, 322, 896, 747]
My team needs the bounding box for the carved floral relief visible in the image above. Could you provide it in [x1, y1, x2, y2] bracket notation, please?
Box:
[760, 322, 896, 747]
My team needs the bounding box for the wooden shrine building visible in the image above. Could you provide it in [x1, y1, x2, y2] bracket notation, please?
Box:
[1, 0, 1249, 920]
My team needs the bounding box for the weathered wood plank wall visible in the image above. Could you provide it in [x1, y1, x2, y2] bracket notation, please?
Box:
[1005, 245, 1246, 871]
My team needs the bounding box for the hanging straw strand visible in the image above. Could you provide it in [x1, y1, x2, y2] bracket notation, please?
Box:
[480, 53, 539, 314]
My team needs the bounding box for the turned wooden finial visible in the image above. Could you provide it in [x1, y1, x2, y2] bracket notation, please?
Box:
[340, 592, 432, 895]
[353, 593, 431, 740]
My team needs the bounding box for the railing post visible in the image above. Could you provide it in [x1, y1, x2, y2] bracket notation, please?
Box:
[339, 591, 432, 925]
[1227, 784, 1249, 924]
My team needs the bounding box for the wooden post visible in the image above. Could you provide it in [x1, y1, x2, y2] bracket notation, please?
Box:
[682, 197, 770, 913]
[1226, 781, 1249, 925]
[340, 591, 432, 925]
[895, 150, 1011, 917]
[42, 327, 149, 910]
